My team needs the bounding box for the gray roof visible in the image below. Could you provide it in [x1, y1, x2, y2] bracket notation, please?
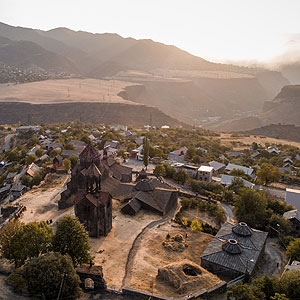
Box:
[226, 163, 254, 176]
[209, 161, 225, 171]
[221, 175, 254, 188]
[201, 222, 268, 275]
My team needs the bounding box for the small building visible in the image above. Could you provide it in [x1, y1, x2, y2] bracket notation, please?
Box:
[10, 184, 27, 201]
[76, 263, 106, 290]
[285, 188, 300, 211]
[267, 146, 280, 155]
[60, 149, 81, 159]
[16, 125, 41, 133]
[110, 124, 127, 131]
[26, 163, 41, 177]
[168, 147, 188, 163]
[226, 151, 244, 158]
[6, 172, 17, 185]
[197, 165, 213, 182]
[75, 191, 112, 238]
[172, 163, 198, 177]
[27, 145, 41, 156]
[225, 163, 255, 178]
[221, 175, 254, 189]
[0, 184, 11, 199]
[283, 209, 300, 234]
[201, 222, 268, 279]
[285, 260, 300, 272]
[104, 141, 120, 150]
[209, 161, 226, 174]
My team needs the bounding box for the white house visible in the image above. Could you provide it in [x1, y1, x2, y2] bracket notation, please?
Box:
[267, 146, 280, 155]
[285, 188, 300, 211]
[197, 165, 213, 182]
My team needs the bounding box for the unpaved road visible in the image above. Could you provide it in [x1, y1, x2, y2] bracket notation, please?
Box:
[0, 275, 26, 300]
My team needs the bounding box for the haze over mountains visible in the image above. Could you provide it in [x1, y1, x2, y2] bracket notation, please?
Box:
[0, 21, 299, 129]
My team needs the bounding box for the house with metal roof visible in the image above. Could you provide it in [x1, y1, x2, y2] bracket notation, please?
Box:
[201, 222, 268, 279]
[209, 161, 226, 174]
[197, 165, 214, 182]
[221, 175, 254, 189]
[283, 209, 300, 234]
[285, 188, 300, 211]
[225, 163, 255, 178]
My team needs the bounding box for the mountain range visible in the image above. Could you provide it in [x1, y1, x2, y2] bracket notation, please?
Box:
[0, 22, 296, 127]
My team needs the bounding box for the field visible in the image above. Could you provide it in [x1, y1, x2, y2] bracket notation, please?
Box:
[219, 133, 300, 149]
[125, 222, 217, 297]
[0, 78, 139, 105]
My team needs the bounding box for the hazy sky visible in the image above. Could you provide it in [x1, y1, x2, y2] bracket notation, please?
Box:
[1, 0, 300, 62]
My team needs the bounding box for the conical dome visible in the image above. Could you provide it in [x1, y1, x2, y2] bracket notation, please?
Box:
[232, 222, 252, 237]
[79, 144, 100, 163]
[85, 163, 102, 178]
[135, 179, 154, 192]
[222, 239, 242, 255]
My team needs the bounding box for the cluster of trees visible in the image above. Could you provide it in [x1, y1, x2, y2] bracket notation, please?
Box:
[153, 164, 189, 185]
[0, 215, 91, 299]
[228, 271, 300, 300]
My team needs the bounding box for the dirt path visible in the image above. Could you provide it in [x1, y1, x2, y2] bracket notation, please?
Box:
[0, 275, 26, 300]
[18, 175, 74, 224]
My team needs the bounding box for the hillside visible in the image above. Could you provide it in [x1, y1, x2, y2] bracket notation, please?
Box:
[207, 85, 300, 132]
[0, 102, 186, 127]
[0, 36, 77, 73]
[0, 22, 290, 126]
[243, 124, 300, 142]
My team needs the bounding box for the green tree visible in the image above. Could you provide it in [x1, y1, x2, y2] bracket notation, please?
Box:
[0, 220, 22, 261]
[7, 149, 19, 161]
[31, 172, 43, 186]
[257, 163, 281, 185]
[153, 164, 166, 177]
[235, 188, 268, 229]
[50, 149, 59, 158]
[69, 154, 79, 169]
[143, 136, 150, 169]
[21, 174, 32, 187]
[163, 163, 177, 178]
[9, 221, 53, 267]
[227, 283, 256, 300]
[25, 154, 37, 165]
[174, 170, 188, 185]
[80, 134, 91, 144]
[228, 177, 245, 194]
[24, 252, 82, 300]
[279, 270, 300, 299]
[35, 148, 44, 158]
[63, 158, 71, 171]
[286, 239, 300, 261]
[64, 142, 75, 150]
[229, 168, 246, 177]
[52, 215, 91, 266]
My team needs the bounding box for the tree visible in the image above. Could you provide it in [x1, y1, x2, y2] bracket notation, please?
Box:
[234, 188, 268, 229]
[63, 158, 71, 171]
[174, 170, 188, 185]
[8, 221, 53, 267]
[31, 172, 43, 187]
[192, 155, 202, 164]
[279, 270, 300, 299]
[50, 149, 59, 158]
[0, 220, 22, 261]
[229, 168, 246, 177]
[22, 174, 32, 187]
[286, 239, 300, 261]
[35, 148, 44, 158]
[163, 163, 177, 178]
[153, 164, 166, 177]
[69, 154, 79, 169]
[24, 252, 82, 300]
[52, 215, 91, 266]
[190, 219, 202, 231]
[80, 134, 91, 145]
[227, 283, 256, 300]
[143, 136, 150, 169]
[228, 177, 245, 193]
[270, 293, 289, 300]
[64, 142, 75, 150]
[7, 149, 19, 161]
[25, 154, 37, 165]
[257, 163, 281, 185]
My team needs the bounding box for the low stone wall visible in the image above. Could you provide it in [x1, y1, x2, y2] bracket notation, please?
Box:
[122, 280, 227, 300]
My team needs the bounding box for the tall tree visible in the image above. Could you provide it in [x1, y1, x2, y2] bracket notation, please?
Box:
[52, 215, 91, 266]
[24, 252, 82, 300]
[257, 163, 281, 185]
[143, 136, 149, 169]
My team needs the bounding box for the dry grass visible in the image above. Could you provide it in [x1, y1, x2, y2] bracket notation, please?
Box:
[127, 222, 216, 297]
[220, 133, 300, 149]
[0, 78, 139, 105]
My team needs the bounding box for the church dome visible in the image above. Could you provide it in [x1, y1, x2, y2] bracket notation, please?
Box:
[232, 222, 252, 237]
[222, 239, 242, 255]
[79, 144, 100, 163]
[135, 179, 154, 192]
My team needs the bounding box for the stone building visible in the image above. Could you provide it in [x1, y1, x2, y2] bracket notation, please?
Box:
[201, 222, 268, 279]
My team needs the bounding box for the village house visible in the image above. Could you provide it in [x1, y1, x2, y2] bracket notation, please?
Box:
[16, 125, 41, 133]
[60, 149, 82, 159]
[197, 165, 213, 182]
[110, 124, 127, 131]
[27, 145, 41, 156]
[209, 161, 226, 174]
[221, 175, 255, 188]
[267, 146, 280, 155]
[283, 209, 300, 234]
[171, 163, 198, 177]
[168, 146, 188, 163]
[104, 140, 120, 150]
[226, 151, 244, 158]
[201, 222, 268, 279]
[285, 188, 300, 211]
[225, 163, 255, 178]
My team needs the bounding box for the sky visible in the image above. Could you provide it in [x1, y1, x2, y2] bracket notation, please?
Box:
[1, 0, 300, 62]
